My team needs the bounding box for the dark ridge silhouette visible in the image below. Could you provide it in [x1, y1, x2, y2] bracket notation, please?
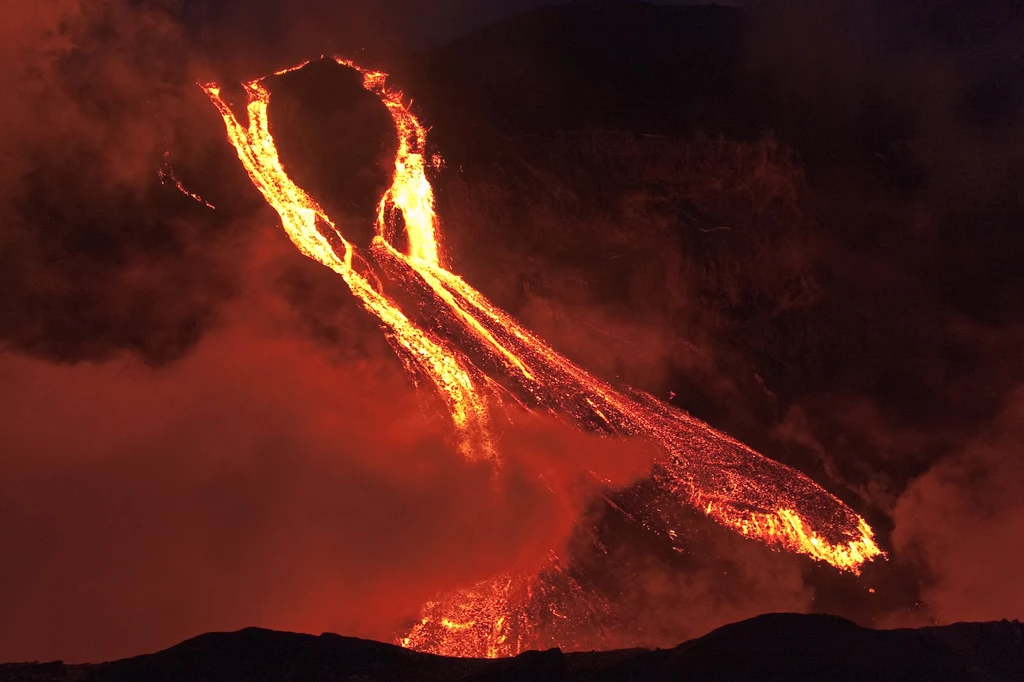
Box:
[4, 614, 1022, 681]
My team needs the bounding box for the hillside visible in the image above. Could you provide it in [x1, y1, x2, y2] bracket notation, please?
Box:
[3, 614, 1022, 681]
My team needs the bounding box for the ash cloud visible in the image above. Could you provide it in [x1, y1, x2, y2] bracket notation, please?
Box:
[607, 533, 813, 649]
[0, 234, 657, 663]
[891, 386, 1024, 624]
[0, 0, 250, 365]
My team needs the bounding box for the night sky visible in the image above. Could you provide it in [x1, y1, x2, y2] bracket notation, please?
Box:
[189, 0, 745, 46]
[1, 0, 1022, 666]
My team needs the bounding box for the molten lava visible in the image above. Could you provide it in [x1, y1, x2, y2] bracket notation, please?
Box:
[400, 555, 615, 659]
[202, 57, 883, 657]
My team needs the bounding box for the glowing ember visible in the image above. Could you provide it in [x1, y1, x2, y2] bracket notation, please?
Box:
[202, 57, 883, 658]
[158, 153, 215, 209]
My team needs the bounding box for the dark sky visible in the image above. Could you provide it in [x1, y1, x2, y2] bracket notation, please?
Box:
[189, 0, 746, 51]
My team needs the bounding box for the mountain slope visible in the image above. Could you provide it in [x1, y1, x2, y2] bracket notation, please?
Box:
[4, 613, 1022, 682]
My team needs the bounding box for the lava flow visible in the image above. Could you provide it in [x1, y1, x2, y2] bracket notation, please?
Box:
[400, 555, 615, 659]
[202, 57, 883, 658]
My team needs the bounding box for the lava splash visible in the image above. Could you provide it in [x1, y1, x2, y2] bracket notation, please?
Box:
[201, 57, 883, 658]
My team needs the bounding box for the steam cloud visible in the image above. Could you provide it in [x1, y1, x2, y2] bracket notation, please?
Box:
[0, 232, 658, 662]
[892, 386, 1024, 625]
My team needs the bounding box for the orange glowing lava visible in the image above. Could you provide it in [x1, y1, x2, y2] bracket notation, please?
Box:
[202, 57, 883, 658]
[400, 555, 614, 659]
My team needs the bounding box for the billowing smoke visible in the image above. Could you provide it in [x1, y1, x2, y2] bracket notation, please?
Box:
[0, 228, 659, 662]
[891, 386, 1024, 625]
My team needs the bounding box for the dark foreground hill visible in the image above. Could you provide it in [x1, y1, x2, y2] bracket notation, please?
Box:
[3, 613, 1022, 682]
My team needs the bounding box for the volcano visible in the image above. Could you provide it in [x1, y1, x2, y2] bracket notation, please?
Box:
[3, 0, 1023, 669]
[201, 53, 882, 656]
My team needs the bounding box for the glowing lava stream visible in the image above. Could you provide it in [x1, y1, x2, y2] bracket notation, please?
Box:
[202, 57, 883, 656]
